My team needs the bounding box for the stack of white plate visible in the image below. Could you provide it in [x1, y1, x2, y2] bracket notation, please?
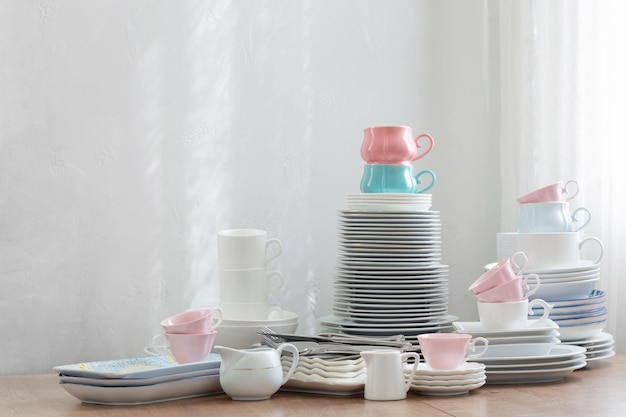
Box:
[54, 354, 222, 405]
[562, 331, 615, 363]
[532, 289, 608, 342]
[406, 362, 486, 396]
[320, 209, 456, 342]
[469, 344, 587, 384]
[280, 355, 366, 396]
[347, 193, 432, 211]
[526, 260, 601, 300]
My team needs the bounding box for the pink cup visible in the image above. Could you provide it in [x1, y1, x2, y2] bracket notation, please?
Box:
[165, 331, 217, 364]
[417, 333, 488, 370]
[160, 308, 223, 334]
[475, 274, 540, 303]
[517, 180, 579, 204]
[468, 252, 527, 295]
[361, 126, 434, 164]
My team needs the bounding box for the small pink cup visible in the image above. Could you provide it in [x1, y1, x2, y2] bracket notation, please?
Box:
[475, 274, 540, 303]
[468, 252, 527, 295]
[165, 331, 217, 364]
[417, 333, 488, 370]
[361, 126, 434, 164]
[160, 308, 223, 334]
[517, 180, 579, 204]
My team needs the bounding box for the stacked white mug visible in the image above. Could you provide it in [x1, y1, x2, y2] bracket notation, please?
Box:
[217, 229, 284, 320]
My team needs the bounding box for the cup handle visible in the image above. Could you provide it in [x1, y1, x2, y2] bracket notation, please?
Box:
[571, 207, 591, 232]
[264, 238, 283, 266]
[466, 336, 489, 360]
[144, 334, 169, 356]
[414, 170, 436, 194]
[266, 270, 285, 294]
[401, 352, 421, 392]
[528, 298, 553, 322]
[412, 133, 434, 161]
[563, 179, 579, 202]
[211, 307, 223, 330]
[579, 236, 604, 264]
[276, 343, 300, 385]
[511, 251, 529, 275]
[522, 273, 541, 299]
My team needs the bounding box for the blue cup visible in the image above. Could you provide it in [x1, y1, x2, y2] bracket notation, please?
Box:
[360, 164, 436, 194]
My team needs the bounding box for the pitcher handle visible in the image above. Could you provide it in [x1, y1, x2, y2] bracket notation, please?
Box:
[401, 352, 420, 392]
[276, 343, 300, 385]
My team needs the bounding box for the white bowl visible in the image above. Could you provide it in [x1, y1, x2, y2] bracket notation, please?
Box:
[530, 278, 599, 301]
[213, 321, 299, 349]
[557, 320, 607, 342]
[221, 310, 299, 327]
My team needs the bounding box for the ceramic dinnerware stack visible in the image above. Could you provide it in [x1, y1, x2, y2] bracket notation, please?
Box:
[498, 181, 611, 349]
[407, 333, 487, 396]
[215, 229, 299, 348]
[319, 126, 457, 346]
[54, 354, 222, 405]
[279, 355, 367, 396]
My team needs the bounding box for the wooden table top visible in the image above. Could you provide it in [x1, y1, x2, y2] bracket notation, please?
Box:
[2, 353, 624, 417]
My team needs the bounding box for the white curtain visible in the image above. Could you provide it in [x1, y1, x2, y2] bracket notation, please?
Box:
[490, 0, 626, 350]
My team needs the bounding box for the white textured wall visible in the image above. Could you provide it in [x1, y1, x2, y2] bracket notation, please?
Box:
[0, 0, 492, 375]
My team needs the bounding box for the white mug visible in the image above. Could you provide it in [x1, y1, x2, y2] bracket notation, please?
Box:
[217, 229, 282, 269]
[497, 232, 604, 271]
[517, 202, 591, 233]
[477, 298, 553, 329]
[220, 268, 284, 303]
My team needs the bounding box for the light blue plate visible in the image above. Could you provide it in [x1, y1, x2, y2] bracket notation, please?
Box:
[54, 354, 221, 379]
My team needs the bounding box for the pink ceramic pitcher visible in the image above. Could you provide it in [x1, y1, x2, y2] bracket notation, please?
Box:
[361, 126, 434, 164]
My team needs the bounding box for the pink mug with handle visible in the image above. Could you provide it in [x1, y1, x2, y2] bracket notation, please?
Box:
[361, 126, 434, 164]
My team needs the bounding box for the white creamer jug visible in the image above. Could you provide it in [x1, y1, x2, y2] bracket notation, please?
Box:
[215, 344, 299, 401]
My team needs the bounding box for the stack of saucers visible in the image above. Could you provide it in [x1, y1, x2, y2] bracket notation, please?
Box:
[347, 193, 432, 212]
[54, 354, 222, 405]
[319, 207, 457, 344]
[406, 362, 486, 396]
[279, 355, 366, 396]
[562, 332, 615, 363]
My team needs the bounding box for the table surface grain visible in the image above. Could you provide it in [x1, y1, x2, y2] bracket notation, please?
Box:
[1, 353, 624, 417]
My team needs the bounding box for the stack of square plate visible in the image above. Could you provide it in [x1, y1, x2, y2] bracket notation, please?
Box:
[280, 355, 366, 396]
[320, 208, 456, 343]
[54, 354, 222, 405]
[453, 319, 587, 383]
[406, 362, 486, 396]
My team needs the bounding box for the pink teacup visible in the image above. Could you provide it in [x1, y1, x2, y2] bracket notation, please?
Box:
[468, 252, 527, 295]
[417, 333, 489, 370]
[144, 331, 217, 364]
[160, 308, 223, 334]
[517, 180, 579, 204]
[361, 126, 434, 164]
[475, 274, 540, 303]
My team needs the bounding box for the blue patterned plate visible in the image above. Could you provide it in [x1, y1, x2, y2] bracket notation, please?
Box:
[54, 354, 221, 379]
